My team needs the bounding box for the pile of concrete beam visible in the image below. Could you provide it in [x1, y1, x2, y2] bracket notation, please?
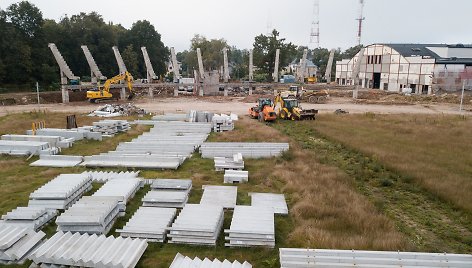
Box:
[188, 110, 215, 123]
[212, 114, 235, 132]
[214, 153, 244, 171]
[278, 248, 472, 268]
[116, 207, 176, 242]
[55, 196, 121, 234]
[91, 119, 130, 135]
[29, 231, 148, 268]
[142, 179, 192, 208]
[92, 178, 142, 213]
[2, 134, 74, 148]
[82, 121, 211, 169]
[82, 170, 140, 183]
[170, 253, 252, 268]
[0, 140, 59, 156]
[151, 178, 192, 192]
[225, 206, 275, 248]
[200, 185, 238, 209]
[168, 204, 224, 246]
[0, 207, 57, 231]
[224, 170, 249, 183]
[28, 174, 92, 210]
[200, 142, 290, 158]
[30, 155, 84, 167]
[26, 128, 103, 141]
[249, 192, 288, 215]
[152, 113, 189, 121]
[0, 226, 45, 265]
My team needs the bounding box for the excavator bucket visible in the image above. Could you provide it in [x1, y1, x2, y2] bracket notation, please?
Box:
[299, 109, 318, 120]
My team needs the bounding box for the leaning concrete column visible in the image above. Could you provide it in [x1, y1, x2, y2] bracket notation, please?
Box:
[174, 85, 179, 97]
[148, 87, 154, 98]
[120, 87, 126, 100]
[61, 85, 69, 103]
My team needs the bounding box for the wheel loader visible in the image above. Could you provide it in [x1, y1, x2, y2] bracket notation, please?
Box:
[248, 98, 277, 122]
[273, 93, 317, 120]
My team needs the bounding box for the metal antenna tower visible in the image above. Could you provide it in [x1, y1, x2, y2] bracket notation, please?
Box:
[356, 0, 365, 46]
[309, 0, 320, 48]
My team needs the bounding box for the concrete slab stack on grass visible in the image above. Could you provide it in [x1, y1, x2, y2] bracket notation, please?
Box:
[200, 142, 289, 158]
[224, 170, 248, 183]
[30, 155, 84, 167]
[142, 190, 188, 208]
[151, 178, 192, 192]
[0, 226, 46, 265]
[116, 207, 177, 242]
[92, 178, 142, 214]
[200, 185, 238, 209]
[224, 205, 275, 248]
[169, 252, 252, 268]
[249, 192, 288, 215]
[0, 140, 56, 156]
[214, 153, 244, 171]
[0, 207, 57, 231]
[1, 134, 74, 148]
[82, 170, 140, 183]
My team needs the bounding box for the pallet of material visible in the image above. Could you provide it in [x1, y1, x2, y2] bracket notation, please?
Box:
[225, 206, 275, 248]
[142, 190, 189, 208]
[224, 170, 248, 183]
[30, 155, 84, 167]
[170, 253, 252, 268]
[168, 204, 224, 246]
[116, 207, 176, 242]
[28, 174, 92, 210]
[28, 231, 147, 268]
[278, 248, 472, 268]
[82, 170, 140, 183]
[249, 192, 288, 215]
[0, 226, 45, 265]
[200, 185, 238, 209]
[0, 207, 57, 231]
[55, 196, 121, 235]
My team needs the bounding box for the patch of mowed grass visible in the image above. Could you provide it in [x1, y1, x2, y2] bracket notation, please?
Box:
[272, 116, 472, 253]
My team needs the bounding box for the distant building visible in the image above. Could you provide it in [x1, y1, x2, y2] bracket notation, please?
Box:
[287, 59, 318, 78]
[335, 44, 472, 94]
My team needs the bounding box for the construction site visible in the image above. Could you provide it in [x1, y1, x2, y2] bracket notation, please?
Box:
[0, 0, 472, 268]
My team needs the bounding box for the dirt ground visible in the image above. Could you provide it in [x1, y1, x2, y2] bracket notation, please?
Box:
[0, 96, 470, 116]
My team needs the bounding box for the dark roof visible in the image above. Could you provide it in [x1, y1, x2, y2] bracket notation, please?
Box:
[436, 58, 472, 65]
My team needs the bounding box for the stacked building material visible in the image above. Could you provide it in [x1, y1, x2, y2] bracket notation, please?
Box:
[151, 178, 192, 192]
[91, 119, 130, 135]
[225, 206, 275, 248]
[92, 178, 142, 214]
[249, 192, 288, 215]
[55, 196, 121, 234]
[0, 226, 45, 265]
[27, 128, 85, 140]
[0, 140, 58, 156]
[28, 174, 92, 210]
[152, 113, 189, 121]
[82, 170, 140, 183]
[214, 153, 244, 171]
[0, 207, 57, 231]
[170, 253, 252, 268]
[200, 185, 238, 209]
[224, 170, 249, 183]
[82, 155, 185, 169]
[212, 114, 235, 132]
[278, 248, 472, 268]
[116, 207, 176, 242]
[200, 142, 290, 158]
[30, 155, 84, 167]
[1, 134, 74, 148]
[29, 231, 147, 268]
[168, 204, 224, 245]
[142, 190, 188, 208]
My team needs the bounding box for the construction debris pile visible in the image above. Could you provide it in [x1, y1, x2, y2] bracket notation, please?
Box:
[88, 103, 146, 117]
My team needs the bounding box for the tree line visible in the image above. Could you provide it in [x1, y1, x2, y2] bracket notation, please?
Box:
[0, 1, 361, 91]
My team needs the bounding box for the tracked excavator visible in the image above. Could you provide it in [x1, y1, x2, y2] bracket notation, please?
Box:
[273, 93, 317, 120]
[86, 71, 134, 103]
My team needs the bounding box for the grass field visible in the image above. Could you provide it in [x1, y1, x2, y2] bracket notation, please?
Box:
[0, 111, 470, 267]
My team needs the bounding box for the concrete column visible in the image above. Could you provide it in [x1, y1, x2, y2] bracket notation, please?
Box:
[174, 86, 179, 97]
[224, 87, 228, 97]
[61, 86, 69, 103]
[148, 87, 154, 98]
[249, 49, 254, 82]
[249, 87, 253, 95]
[120, 87, 126, 100]
[199, 86, 204, 96]
[273, 48, 280, 83]
[273, 89, 277, 96]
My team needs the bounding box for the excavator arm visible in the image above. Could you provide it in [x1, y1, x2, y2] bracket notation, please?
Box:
[87, 71, 134, 102]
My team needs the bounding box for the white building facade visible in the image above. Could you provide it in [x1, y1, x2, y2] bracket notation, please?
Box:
[336, 44, 472, 94]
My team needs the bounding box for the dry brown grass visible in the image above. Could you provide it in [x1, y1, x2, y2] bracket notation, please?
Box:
[313, 114, 472, 214]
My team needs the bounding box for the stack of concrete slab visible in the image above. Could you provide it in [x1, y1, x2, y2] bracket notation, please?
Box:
[0, 207, 57, 231]
[28, 174, 92, 210]
[82, 170, 140, 183]
[142, 190, 188, 208]
[0, 226, 45, 265]
[92, 178, 142, 213]
[170, 253, 252, 268]
[82, 154, 185, 169]
[224, 170, 249, 183]
[27, 127, 103, 141]
[212, 114, 235, 132]
[0, 140, 58, 156]
[1, 134, 74, 148]
[30, 155, 84, 167]
[168, 204, 224, 246]
[200, 142, 290, 158]
[151, 178, 192, 192]
[200, 185, 238, 209]
[29, 231, 147, 268]
[152, 113, 189, 121]
[278, 248, 472, 268]
[92, 120, 130, 135]
[116, 207, 176, 242]
[214, 153, 244, 171]
[225, 206, 275, 248]
[55, 196, 121, 234]
[249, 192, 288, 215]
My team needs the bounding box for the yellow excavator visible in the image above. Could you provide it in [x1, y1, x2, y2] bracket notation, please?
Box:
[86, 71, 134, 103]
[273, 93, 318, 120]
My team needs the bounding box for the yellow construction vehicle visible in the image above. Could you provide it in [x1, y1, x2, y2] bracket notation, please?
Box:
[86, 71, 134, 103]
[273, 93, 317, 120]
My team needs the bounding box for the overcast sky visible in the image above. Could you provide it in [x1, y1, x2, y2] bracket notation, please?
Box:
[1, 0, 470, 52]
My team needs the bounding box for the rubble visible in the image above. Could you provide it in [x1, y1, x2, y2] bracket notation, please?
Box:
[88, 103, 146, 117]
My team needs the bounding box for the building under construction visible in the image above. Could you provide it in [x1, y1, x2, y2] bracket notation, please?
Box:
[335, 44, 472, 94]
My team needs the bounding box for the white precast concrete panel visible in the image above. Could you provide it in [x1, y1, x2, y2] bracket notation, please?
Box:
[170, 253, 253, 268]
[200, 185, 238, 209]
[151, 178, 192, 191]
[0, 226, 45, 264]
[142, 190, 189, 208]
[249, 192, 288, 215]
[30, 155, 84, 167]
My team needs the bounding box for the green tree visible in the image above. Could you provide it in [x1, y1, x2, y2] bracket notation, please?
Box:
[121, 44, 139, 75]
[253, 29, 297, 81]
[185, 35, 229, 72]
